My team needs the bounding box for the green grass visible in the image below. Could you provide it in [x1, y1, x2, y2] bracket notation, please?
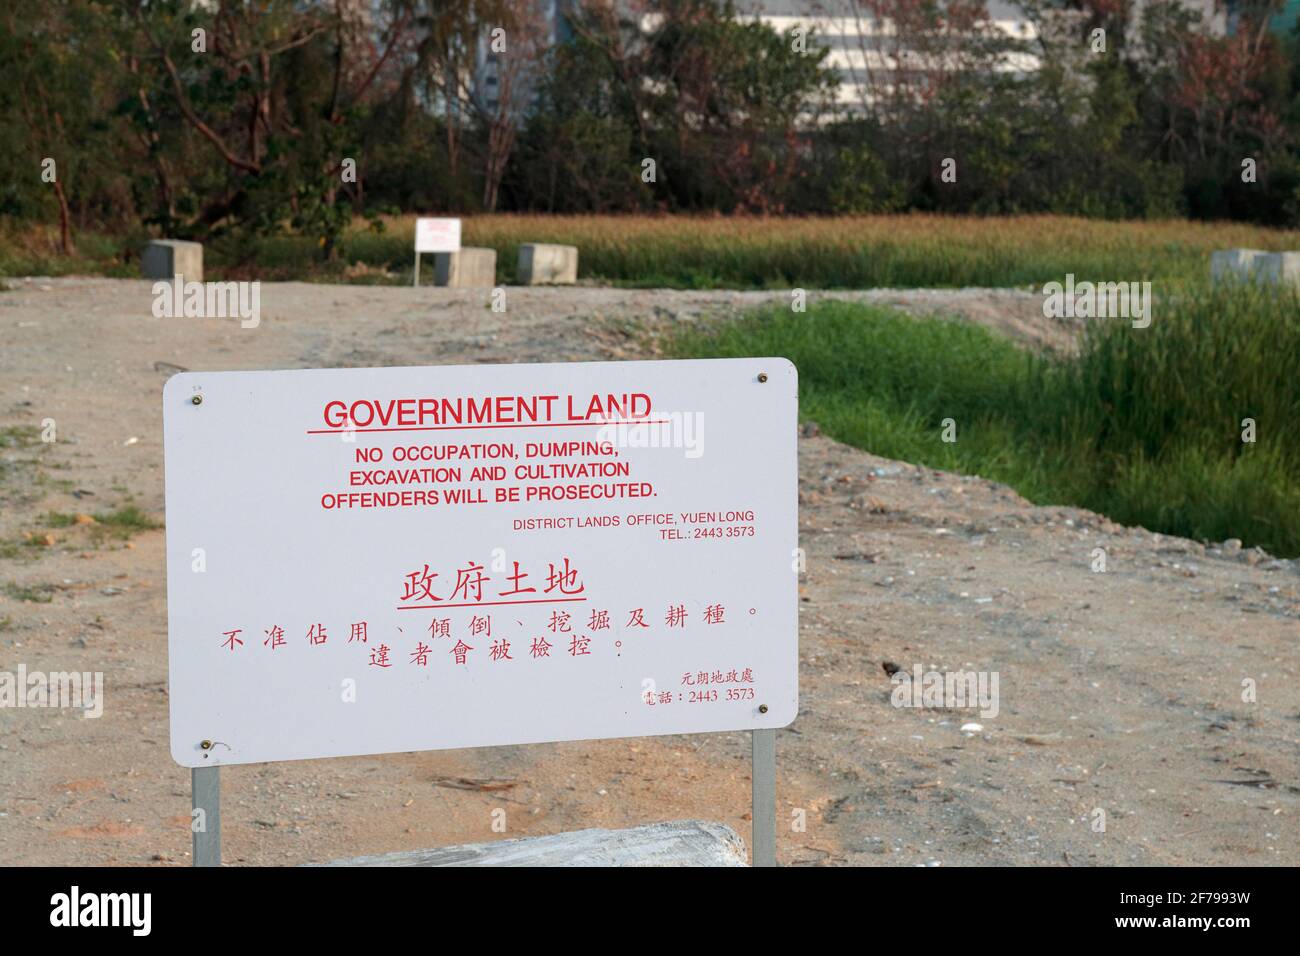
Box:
[0, 221, 138, 279]
[0, 508, 160, 564]
[279, 214, 1300, 290]
[668, 285, 1300, 557]
[2, 582, 54, 603]
[92, 505, 159, 529]
[90, 505, 162, 542]
[0, 425, 42, 448]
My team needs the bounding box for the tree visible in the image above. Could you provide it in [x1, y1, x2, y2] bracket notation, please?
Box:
[553, 0, 834, 213]
[476, 0, 548, 211]
[512, 31, 652, 212]
[127, 0, 416, 256]
[0, 1, 123, 254]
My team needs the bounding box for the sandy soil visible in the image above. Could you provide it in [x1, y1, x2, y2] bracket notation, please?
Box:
[0, 278, 1295, 866]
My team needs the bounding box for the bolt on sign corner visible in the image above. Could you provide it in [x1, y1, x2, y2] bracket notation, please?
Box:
[163, 358, 797, 767]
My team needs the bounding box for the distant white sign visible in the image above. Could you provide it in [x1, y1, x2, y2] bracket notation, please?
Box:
[164, 359, 798, 767]
[414, 217, 461, 253]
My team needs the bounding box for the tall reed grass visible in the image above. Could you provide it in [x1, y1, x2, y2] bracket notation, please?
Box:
[341, 215, 1300, 289]
[9, 214, 1298, 290]
[669, 285, 1300, 556]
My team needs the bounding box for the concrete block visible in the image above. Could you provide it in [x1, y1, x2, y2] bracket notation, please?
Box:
[309, 820, 748, 867]
[142, 239, 203, 283]
[517, 243, 578, 285]
[434, 247, 497, 288]
[1210, 248, 1267, 285]
[1253, 252, 1300, 286]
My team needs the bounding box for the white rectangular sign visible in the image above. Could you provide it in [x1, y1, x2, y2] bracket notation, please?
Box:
[164, 358, 797, 767]
[414, 217, 461, 253]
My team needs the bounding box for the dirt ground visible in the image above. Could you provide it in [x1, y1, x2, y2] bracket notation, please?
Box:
[1, 277, 1296, 866]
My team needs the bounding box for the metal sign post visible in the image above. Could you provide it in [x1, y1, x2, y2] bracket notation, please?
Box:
[192, 766, 221, 867]
[751, 728, 776, 867]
